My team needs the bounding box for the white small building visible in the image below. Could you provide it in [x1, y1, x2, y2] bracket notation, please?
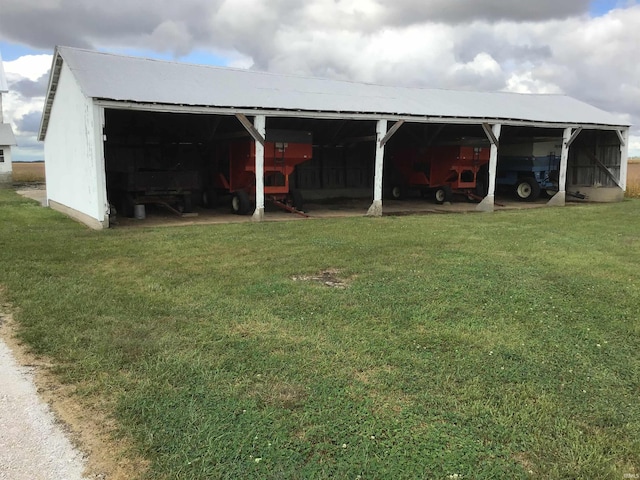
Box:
[0, 50, 17, 186]
[39, 46, 631, 229]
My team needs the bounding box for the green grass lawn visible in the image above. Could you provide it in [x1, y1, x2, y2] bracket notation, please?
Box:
[1, 188, 639, 479]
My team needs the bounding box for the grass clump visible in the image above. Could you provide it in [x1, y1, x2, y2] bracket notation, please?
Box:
[0, 188, 639, 479]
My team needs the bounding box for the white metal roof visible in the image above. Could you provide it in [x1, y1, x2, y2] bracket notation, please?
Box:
[0, 50, 8, 93]
[0, 123, 17, 146]
[39, 46, 629, 141]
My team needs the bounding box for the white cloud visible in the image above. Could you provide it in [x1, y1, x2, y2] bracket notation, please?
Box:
[629, 136, 640, 157]
[447, 52, 503, 90]
[3, 54, 52, 81]
[2, 0, 61, 15]
[2, 54, 51, 160]
[147, 21, 194, 57]
[506, 71, 563, 94]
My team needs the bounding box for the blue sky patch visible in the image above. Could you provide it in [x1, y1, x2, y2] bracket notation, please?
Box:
[589, 0, 636, 16]
[0, 42, 50, 61]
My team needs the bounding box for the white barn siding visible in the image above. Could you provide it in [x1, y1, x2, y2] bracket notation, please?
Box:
[44, 62, 107, 228]
[0, 146, 12, 184]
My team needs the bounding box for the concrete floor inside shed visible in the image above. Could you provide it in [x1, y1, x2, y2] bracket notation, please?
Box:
[111, 194, 559, 229]
[12, 185, 580, 229]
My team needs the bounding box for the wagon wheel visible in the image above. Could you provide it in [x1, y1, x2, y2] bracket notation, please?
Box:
[390, 185, 405, 200]
[231, 190, 251, 215]
[434, 186, 452, 204]
[514, 178, 541, 202]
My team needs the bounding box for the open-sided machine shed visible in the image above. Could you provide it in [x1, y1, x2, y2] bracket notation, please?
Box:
[38, 46, 630, 229]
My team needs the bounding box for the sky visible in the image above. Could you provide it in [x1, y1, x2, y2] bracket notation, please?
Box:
[1, 0, 639, 161]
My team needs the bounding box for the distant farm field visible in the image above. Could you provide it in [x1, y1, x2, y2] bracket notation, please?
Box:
[12, 162, 46, 183]
[628, 161, 640, 182]
[627, 162, 640, 198]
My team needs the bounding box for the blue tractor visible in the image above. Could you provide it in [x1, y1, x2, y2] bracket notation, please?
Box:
[496, 155, 560, 201]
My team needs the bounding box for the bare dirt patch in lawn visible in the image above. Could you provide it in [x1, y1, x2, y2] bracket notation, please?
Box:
[291, 268, 351, 288]
[250, 379, 309, 410]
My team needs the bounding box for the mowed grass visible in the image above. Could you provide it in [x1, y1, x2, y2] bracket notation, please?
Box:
[0, 189, 639, 479]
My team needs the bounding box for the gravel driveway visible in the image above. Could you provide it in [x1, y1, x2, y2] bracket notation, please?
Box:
[0, 338, 87, 480]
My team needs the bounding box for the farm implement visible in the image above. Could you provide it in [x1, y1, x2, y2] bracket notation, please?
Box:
[203, 130, 312, 215]
[496, 155, 560, 201]
[387, 145, 490, 203]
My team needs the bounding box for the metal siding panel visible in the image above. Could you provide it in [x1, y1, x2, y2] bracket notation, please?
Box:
[55, 47, 628, 128]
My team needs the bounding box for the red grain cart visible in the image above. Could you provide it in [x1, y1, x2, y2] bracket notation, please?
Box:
[205, 130, 312, 214]
[388, 145, 490, 203]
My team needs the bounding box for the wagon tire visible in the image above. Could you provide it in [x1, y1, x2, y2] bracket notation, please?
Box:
[514, 178, 541, 202]
[390, 185, 405, 200]
[231, 190, 251, 215]
[434, 186, 452, 204]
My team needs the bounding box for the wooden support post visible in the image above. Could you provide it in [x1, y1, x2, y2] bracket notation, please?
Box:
[477, 123, 501, 212]
[548, 127, 575, 206]
[252, 115, 266, 221]
[367, 119, 387, 217]
[620, 129, 630, 191]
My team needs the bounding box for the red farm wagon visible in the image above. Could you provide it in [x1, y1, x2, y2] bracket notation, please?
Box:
[202, 130, 313, 214]
[387, 145, 490, 203]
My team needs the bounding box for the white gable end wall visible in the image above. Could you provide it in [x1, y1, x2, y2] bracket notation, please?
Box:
[0, 146, 12, 184]
[44, 62, 107, 228]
